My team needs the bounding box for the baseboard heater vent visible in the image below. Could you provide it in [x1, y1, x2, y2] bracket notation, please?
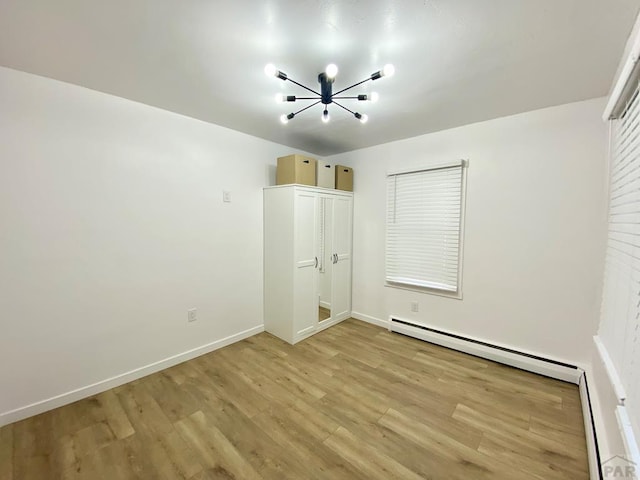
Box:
[389, 316, 581, 384]
[579, 371, 604, 480]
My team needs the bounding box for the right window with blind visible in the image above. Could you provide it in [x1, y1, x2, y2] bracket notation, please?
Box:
[599, 83, 640, 451]
[385, 161, 467, 296]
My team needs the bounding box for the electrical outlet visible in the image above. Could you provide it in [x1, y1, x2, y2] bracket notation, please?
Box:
[411, 301, 419, 313]
[223, 191, 231, 203]
[188, 308, 197, 322]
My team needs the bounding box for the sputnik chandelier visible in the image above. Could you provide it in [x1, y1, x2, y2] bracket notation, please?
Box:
[264, 62, 395, 124]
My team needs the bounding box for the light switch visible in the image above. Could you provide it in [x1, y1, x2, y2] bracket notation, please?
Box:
[223, 191, 231, 203]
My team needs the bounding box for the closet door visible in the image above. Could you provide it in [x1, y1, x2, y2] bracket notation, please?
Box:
[293, 191, 318, 338]
[318, 196, 334, 323]
[331, 195, 353, 321]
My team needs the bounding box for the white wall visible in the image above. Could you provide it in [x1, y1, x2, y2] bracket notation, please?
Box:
[0, 66, 307, 424]
[327, 97, 608, 366]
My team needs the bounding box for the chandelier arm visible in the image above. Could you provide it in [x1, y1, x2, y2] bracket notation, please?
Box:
[332, 77, 372, 96]
[331, 96, 360, 100]
[287, 78, 321, 96]
[295, 96, 322, 100]
[293, 100, 323, 116]
[332, 101, 356, 115]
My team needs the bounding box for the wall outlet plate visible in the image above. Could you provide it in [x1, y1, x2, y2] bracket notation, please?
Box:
[188, 308, 197, 322]
[411, 301, 419, 313]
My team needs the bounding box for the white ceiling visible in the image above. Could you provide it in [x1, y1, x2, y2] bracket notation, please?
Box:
[1, 1, 638, 156]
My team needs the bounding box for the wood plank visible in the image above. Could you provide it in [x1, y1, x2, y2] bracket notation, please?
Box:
[453, 403, 588, 477]
[251, 406, 367, 480]
[323, 426, 424, 480]
[174, 411, 260, 480]
[93, 390, 135, 440]
[192, 401, 311, 479]
[478, 433, 587, 480]
[529, 415, 587, 445]
[115, 382, 174, 436]
[55, 421, 117, 472]
[3, 318, 588, 480]
[141, 371, 202, 423]
[378, 407, 540, 479]
[0, 424, 13, 480]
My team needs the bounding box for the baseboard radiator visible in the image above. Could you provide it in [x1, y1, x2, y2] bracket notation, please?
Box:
[388, 316, 582, 384]
[388, 316, 603, 478]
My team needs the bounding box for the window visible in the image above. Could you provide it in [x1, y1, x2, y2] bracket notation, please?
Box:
[598, 79, 640, 454]
[385, 161, 466, 295]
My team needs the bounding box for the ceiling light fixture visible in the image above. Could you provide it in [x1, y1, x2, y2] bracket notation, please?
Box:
[264, 63, 394, 124]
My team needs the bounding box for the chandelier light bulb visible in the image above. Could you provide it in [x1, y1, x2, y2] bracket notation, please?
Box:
[268, 62, 394, 123]
[325, 63, 338, 79]
[264, 63, 277, 77]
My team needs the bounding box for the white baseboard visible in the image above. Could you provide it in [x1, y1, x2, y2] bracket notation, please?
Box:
[580, 371, 604, 480]
[318, 313, 348, 332]
[351, 311, 390, 329]
[0, 324, 264, 427]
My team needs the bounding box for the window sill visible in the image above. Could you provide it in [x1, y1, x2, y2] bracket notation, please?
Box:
[384, 282, 463, 300]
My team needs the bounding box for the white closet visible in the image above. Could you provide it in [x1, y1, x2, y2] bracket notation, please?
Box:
[264, 185, 353, 344]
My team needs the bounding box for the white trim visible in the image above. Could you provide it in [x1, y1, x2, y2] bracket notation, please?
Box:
[388, 315, 582, 383]
[383, 162, 468, 301]
[603, 13, 640, 120]
[351, 311, 391, 329]
[383, 282, 463, 300]
[594, 335, 627, 404]
[387, 159, 466, 177]
[0, 324, 264, 427]
[616, 405, 640, 468]
[294, 314, 349, 344]
[580, 372, 603, 480]
[263, 184, 353, 197]
[385, 161, 467, 298]
[456, 163, 468, 298]
[318, 313, 349, 332]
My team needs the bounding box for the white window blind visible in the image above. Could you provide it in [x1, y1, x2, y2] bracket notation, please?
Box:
[385, 163, 465, 293]
[599, 81, 640, 455]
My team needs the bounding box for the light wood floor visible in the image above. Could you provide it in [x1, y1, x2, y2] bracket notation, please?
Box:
[0, 319, 588, 480]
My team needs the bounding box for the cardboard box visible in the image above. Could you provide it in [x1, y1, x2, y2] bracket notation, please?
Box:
[317, 163, 335, 189]
[335, 165, 353, 191]
[276, 154, 317, 186]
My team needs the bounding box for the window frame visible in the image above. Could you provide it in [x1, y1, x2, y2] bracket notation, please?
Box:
[384, 160, 468, 299]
